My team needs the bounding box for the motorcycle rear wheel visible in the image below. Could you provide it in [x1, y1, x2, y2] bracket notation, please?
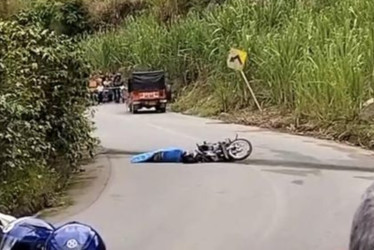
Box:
[227, 138, 253, 161]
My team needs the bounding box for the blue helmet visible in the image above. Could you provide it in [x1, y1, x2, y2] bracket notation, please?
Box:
[0, 217, 54, 250]
[45, 222, 106, 250]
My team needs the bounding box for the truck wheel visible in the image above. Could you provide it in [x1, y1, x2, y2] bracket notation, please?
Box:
[132, 105, 139, 114]
[159, 107, 166, 113]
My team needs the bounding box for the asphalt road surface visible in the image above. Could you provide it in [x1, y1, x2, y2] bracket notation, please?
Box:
[52, 104, 374, 250]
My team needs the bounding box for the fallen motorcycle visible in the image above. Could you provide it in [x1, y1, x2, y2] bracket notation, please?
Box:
[130, 135, 253, 164]
[182, 135, 253, 163]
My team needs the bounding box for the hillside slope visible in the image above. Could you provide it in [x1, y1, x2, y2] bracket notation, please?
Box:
[83, 0, 374, 149]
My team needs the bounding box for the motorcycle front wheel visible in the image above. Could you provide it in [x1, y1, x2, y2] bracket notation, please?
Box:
[227, 138, 253, 161]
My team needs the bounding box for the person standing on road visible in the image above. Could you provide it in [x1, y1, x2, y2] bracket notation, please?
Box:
[113, 73, 123, 103]
[97, 82, 104, 104]
[103, 76, 113, 102]
[89, 75, 99, 105]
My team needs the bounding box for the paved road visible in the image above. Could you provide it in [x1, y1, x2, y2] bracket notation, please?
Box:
[54, 104, 374, 250]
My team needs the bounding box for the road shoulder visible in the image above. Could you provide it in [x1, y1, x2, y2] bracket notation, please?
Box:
[38, 155, 112, 224]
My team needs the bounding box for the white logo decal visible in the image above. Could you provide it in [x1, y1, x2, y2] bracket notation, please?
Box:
[66, 239, 78, 248]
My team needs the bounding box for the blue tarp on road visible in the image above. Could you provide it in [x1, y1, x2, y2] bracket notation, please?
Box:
[131, 148, 184, 163]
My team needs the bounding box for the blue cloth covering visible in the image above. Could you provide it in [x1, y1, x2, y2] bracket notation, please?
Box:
[131, 148, 184, 163]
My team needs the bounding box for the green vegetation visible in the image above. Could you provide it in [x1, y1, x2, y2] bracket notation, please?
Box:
[0, 0, 147, 30]
[0, 5, 96, 215]
[15, 0, 93, 37]
[83, 0, 374, 148]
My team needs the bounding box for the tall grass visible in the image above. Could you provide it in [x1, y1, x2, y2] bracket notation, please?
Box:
[82, 0, 374, 125]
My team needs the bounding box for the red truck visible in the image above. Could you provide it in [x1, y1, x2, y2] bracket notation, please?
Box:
[126, 70, 168, 114]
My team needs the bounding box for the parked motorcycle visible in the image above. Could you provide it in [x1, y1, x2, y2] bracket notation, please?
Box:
[183, 135, 253, 163]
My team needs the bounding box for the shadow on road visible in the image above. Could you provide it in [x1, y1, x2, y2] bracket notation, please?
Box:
[98, 147, 374, 173]
[239, 159, 374, 173]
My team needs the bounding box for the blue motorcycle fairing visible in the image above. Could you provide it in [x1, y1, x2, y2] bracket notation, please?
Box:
[46, 221, 105, 250]
[131, 147, 185, 163]
[0, 217, 54, 250]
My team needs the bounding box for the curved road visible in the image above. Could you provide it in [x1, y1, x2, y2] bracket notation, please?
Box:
[51, 104, 374, 250]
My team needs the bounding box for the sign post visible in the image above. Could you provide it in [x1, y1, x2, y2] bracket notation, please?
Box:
[227, 48, 262, 112]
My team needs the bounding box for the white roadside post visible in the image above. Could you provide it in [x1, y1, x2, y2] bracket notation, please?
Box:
[227, 48, 262, 112]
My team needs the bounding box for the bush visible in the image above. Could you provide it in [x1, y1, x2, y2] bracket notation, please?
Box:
[16, 0, 93, 37]
[0, 21, 96, 215]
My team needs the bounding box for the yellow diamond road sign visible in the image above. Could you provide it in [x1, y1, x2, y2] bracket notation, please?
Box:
[227, 48, 248, 71]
